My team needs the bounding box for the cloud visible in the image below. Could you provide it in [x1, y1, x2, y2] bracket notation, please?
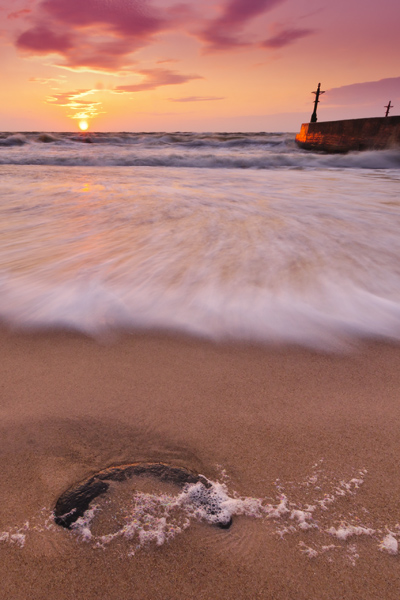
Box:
[40, 0, 165, 38]
[34, 67, 203, 126]
[14, 0, 170, 72]
[157, 58, 179, 65]
[115, 68, 202, 93]
[51, 36, 141, 73]
[12, 0, 307, 70]
[47, 87, 104, 119]
[198, 0, 284, 50]
[29, 75, 65, 85]
[261, 26, 315, 49]
[30, 76, 62, 83]
[17, 24, 73, 53]
[169, 96, 225, 102]
[326, 77, 400, 106]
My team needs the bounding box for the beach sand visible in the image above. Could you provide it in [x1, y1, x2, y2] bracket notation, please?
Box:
[1, 328, 400, 599]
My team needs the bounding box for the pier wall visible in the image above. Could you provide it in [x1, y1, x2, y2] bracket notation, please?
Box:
[295, 116, 400, 152]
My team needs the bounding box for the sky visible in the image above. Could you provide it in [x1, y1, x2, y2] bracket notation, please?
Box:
[0, 0, 399, 131]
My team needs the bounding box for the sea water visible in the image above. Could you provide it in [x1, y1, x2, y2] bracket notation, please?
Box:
[0, 131, 399, 348]
[1, 132, 400, 596]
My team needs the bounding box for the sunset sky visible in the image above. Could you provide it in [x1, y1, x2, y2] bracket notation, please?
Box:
[1, 0, 399, 131]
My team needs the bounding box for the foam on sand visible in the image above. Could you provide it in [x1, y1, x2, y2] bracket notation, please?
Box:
[1, 463, 400, 567]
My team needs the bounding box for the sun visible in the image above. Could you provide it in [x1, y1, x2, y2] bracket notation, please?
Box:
[78, 120, 89, 131]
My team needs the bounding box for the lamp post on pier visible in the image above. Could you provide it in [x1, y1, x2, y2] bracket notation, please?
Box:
[310, 83, 325, 123]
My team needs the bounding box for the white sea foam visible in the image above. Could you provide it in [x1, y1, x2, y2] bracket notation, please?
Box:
[64, 467, 365, 558]
[1, 464, 400, 565]
[70, 479, 266, 554]
[71, 507, 98, 542]
[62, 465, 397, 567]
[290, 508, 317, 530]
[379, 533, 399, 555]
[299, 542, 319, 558]
[326, 525, 375, 540]
[0, 522, 29, 548]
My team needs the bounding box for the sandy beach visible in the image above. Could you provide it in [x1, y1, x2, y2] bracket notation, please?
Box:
[1, 328, 400, 599]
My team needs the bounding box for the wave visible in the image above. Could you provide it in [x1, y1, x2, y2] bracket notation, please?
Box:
[1, 274, 400, 350]
[0, 150, 399, 170]
[0, 131, 288, 146]
[0, 134, 28, 146]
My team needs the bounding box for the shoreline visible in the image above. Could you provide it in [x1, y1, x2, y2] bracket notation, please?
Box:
[1, 329, 400, 598]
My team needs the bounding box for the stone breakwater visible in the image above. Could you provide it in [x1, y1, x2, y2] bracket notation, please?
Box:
[296, 115, 400, 152]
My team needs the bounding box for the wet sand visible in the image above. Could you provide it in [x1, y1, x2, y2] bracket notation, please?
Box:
[1, 329, 400, 599]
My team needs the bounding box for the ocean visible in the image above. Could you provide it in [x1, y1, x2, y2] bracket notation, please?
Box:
[1, 131, 400, 599]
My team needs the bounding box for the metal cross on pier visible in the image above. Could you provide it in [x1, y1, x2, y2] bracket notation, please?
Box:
[384, 101, 393, 117]
[310, 83, 325, 123]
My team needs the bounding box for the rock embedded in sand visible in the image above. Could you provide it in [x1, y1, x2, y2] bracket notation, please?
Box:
[54, 462, 232, 530]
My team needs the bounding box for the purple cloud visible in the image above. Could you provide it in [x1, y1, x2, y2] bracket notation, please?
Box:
[12, 0, 310, 72]
[17, 25, 73, 53]
[40, 0, 165, 38]
[13, 0, 171, 72]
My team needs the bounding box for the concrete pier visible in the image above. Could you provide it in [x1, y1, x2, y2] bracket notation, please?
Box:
[295, 115, 400, 152]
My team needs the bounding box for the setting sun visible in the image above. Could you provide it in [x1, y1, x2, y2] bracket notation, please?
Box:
[78, 120, 89, 131]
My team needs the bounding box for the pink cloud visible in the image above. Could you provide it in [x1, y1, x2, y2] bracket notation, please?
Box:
[157, 58, 180, 65]
[51, 37, 141, 72]
[261, 26, 315, 49]
[13, 0, 170, 72]
[115, 69, 203, 93]
[12, 0, 307, 71]
[7, 8, 31, 19]
[199, 0, 284, 50]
